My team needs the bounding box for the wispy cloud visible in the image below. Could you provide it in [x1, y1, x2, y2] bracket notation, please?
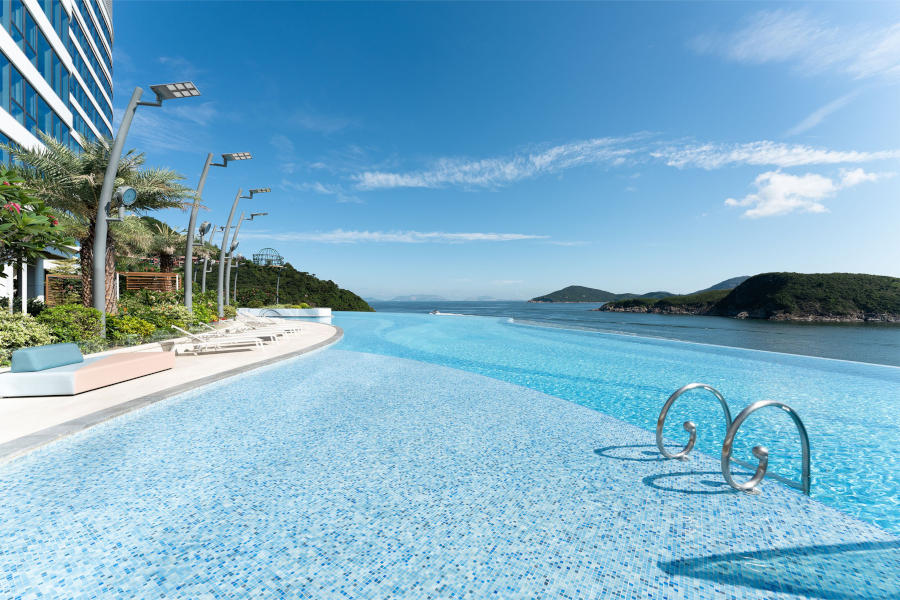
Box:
[691, 10, 900, 81]
[725, 168, 893, 218]
[291, 109, 354, 134]
[158, 56, 202, 80]
[241, 229, 548, 244]
[653, 141, 900, 170]
[280, 179, 361, 203]
[354, 137, 638, 190]
[114, 105, 209, 154]
[786, 91, 860, 136]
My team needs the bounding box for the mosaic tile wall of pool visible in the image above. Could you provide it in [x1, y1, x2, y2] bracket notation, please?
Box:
[335, 312, 900, 535]
[0, 349, 896, 598]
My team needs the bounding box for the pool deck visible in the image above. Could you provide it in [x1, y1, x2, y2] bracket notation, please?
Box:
[0, 322, 341, 461]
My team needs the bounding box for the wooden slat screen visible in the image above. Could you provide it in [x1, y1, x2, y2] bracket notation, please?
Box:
[121, 272, 180, 292]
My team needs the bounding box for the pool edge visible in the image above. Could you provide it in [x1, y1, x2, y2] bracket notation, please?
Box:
[0, 326, 344, 464]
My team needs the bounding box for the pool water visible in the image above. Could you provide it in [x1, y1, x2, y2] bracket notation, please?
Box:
[335, 312, 900, 534]
[0, 348, 895, 599]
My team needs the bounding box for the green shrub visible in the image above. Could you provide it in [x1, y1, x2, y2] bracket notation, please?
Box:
[36, 304, 103, 343]
[246, 299, 264, 308]
[77, 337, 109, 355]
[191, 301, 217, 323]
[0, 312, 54, 366]
[223, 304, 237, 319]
[107, 315, 156, 343]
[119, 293, 194, 329]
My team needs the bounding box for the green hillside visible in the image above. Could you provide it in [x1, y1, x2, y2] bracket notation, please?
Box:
[690, 276, 750, 294]
[713, 272, 900, 319]
[530, 285, 673, 303]
[600, 289, 730, 313]
[206, 261, 373, 311]
[602, 273, 900, 321]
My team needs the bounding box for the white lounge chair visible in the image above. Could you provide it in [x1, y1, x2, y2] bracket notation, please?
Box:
[235, 313, 302, 334]
[198, 322, 286, 342]
[171, 326, 265, 354]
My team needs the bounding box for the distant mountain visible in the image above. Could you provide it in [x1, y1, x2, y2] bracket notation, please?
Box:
[390, 295, 449, 302]
[600, 273, 900, 322]
[690, 276, 750, 294]
[530, 285, 674, 303]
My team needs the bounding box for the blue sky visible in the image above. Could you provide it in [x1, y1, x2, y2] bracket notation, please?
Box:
[113, 1, 900, 300]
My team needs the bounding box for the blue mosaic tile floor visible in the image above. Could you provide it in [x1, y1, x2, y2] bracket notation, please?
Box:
[0, 349, 897, 599]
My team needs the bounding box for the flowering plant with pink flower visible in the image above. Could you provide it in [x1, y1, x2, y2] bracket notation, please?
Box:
[0, 165, 74, 267]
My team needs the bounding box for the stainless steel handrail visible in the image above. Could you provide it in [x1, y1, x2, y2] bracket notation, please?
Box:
[655, 383, 732, 460]
[721, 399, 811, 495]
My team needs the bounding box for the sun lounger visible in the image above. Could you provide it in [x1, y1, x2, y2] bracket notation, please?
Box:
[235, 313, 302, 334]
[199, 322, 287, 341]
[0, 343, 175, 397]
[170, 326, 266, 354]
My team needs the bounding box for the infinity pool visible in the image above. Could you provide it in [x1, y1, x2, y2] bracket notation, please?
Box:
[0, 312, 897, 598]
[335, 312, 900, 534]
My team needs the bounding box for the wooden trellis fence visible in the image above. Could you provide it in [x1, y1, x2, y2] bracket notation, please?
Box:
[44, 272, 181, 306]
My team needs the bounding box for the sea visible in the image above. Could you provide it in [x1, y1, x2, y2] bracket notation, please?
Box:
[367, 300, 900, 367]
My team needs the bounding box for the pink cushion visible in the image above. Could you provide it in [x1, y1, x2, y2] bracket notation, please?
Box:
[72, 352, 175, 394]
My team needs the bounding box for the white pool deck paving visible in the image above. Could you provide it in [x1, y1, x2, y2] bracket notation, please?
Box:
[0, 348, 895, 599]
[0, 321, 341, 458]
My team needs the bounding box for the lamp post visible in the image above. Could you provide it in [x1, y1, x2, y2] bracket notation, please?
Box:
[199, 222, 216, 294]
[183, 152, 251, 312]
[274, 265, 285, 305]
[217, 188, 269, 318]
[232, 251, 242, 304]
[224, 211, 267, 308]
[92, 82, 200, 329]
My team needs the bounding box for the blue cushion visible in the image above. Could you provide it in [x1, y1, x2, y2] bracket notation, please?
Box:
[10, 343, 84, 373]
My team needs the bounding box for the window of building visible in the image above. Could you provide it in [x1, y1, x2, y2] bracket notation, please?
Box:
[1, 50, 72, 148]
[0, 131, 11, 166]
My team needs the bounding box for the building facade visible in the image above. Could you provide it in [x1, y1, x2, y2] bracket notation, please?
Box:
[0, 0, 113, 306]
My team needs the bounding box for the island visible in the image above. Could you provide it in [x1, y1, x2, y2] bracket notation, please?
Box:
[530, 285, 673, 303]
[598, 273, 900, 322]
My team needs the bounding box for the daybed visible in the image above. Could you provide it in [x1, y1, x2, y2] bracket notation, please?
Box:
[0, 343, 175, 397]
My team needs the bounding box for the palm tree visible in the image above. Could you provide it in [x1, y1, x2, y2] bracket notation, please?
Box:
[7, 134, 193, 313]
[148, 221, 184, 273]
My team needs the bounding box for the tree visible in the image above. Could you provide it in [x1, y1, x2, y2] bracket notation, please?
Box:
[6, 134, 193, 313]
[147, 221, 184, 273]
[0, 166, 75, 307]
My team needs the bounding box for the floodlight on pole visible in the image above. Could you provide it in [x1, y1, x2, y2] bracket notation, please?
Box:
[217, 187, 270, 318]
[223, 207, 268, 309]
[183, 151, 252, 312]
[92, 82, 200, 329]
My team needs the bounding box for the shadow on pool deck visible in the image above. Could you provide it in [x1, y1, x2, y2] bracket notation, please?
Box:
[595, 444, 759, 495]
[659, 540, 900, 600]
[594, 443, 667, 462]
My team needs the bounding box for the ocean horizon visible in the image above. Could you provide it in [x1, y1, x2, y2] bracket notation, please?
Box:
[368, 300, 900, 367]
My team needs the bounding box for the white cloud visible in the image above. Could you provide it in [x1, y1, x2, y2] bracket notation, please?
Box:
[786, 91, 860, 136]
[653, 141, 900, 170]
[280, 179, 361, 203]
[724, 168, 891, 218]
[353, 137, 637, 190]
[691, 10, 900, 81]
[291, 109, 354, 134]
[240, 229, 548, 244]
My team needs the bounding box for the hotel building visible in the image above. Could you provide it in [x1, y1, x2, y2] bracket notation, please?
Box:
[0, 0, 113, 305]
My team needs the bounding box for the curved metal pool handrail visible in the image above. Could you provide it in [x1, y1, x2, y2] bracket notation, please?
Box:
[656, 383, 733, 460]
[721, 399, 810, 495]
